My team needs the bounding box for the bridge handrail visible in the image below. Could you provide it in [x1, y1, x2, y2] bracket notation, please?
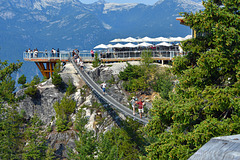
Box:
[71, 59, 148, 124]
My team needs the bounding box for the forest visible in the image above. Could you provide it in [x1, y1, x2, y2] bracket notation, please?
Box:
[1, 0, 240, 159]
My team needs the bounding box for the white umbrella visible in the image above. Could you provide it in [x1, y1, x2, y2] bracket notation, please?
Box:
[94, 44, 108, 49]
[123, 43, 137, 48]
[169, 37, 185, 42]
[141, 36, 154, 42]
[107, 44, 113, 48]
[154, 37, 171, 42]
[112, 43, 125, 48]
[138, 42, 153, 47]
[183, 35, 192, 40]
[110, 38, 123, 43]
[124, 37, 138, 42]
[156, 42, 172, 47]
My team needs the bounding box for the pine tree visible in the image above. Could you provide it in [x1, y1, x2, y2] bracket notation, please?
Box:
[22, 115, 47, 159]
[145, 0, 240, 159]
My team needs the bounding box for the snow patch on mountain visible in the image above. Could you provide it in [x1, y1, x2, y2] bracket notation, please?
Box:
[0, 11, 15, 20]
[103, 3, 138, 14]
[102, 22, 112, 30]
[75, 14, 86, 19]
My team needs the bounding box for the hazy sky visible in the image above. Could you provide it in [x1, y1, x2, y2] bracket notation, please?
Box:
[80, 0, 159, 5]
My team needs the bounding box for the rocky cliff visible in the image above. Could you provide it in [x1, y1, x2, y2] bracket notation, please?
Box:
[15, 62, 134, 159]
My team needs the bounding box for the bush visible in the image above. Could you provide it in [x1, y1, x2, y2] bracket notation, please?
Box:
[153, 71, 173, 100]
[52, 72, 64, 90]
[18, 75, 26, 86]
[92, 52, 100, 68]
[66, 79, 76, 96]
[24, 85, 38, 98]
[32, 75, 41, 85]
[53, 96, 76, 132]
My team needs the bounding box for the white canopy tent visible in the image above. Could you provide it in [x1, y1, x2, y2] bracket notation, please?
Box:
[112, 43, 125, 48]
[138, 42, 153, 47]
[94, 44, 108, 49]
[123, 43, 137, 48]
[156, 42, 172, 47]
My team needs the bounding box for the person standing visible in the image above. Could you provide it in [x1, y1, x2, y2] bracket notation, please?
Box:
[80, 59, 84, 70]
[136, 98, 144, 118]
[91, 49, 94, 59]
[57, 48, 60, 57]
[131, 97, 136, 115]
[101, 81, 106, 95]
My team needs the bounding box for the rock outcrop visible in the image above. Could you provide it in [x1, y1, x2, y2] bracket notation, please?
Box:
[15, 62, 131, 159]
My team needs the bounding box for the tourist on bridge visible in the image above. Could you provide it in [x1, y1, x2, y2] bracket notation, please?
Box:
[101, 81, 106, 95]
[131, 97, 137, 116]
[136, 98, 144, 119]
[80, 59, 84, 71]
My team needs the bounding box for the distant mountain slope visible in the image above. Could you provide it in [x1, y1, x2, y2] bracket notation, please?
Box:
[0, 0, 203, 79]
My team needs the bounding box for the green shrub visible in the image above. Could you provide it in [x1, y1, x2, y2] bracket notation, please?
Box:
[92, 52, 100, 68]
[32, 75, 41, 85]
[66, 79, 76, 96]
[18, 75, 26, 87]
[52, 72, 64, 90]
[53, 96, 76, 132]
[55, 116, 69, 132]
[24, 85, 38, 98]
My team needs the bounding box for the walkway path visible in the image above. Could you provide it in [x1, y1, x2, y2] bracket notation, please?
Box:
[71, 59, 149, 124]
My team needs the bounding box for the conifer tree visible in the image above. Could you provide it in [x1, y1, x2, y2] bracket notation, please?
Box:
[145, 0, 240, 159]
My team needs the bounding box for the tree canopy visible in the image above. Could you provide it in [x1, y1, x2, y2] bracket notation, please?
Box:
[145, 0, 240, 159]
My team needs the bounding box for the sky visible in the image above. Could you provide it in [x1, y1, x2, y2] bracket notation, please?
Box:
[80, 0, 159, 5]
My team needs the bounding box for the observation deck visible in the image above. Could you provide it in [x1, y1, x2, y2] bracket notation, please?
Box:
[23, 48, 184, 78]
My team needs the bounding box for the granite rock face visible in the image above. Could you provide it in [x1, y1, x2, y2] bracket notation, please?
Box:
[15, 62, 128, 159]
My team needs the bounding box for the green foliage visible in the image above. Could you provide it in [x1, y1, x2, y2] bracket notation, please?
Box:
[0, 60, 23, 103]
[18, 74, 26, 87]
[119, 62, 173, 94]
[52, 72, 64, 90]
[141, 50, 154, 68]
[24, 85, 38, 98]
[92, 52, 100, 68]
[22, 115, 47, 160]
[32, 75, 41, 85]
[66, 79, 76, 96]
[68, 109, 144, 159]
[53, 96, 76, 132]
[119, 62, 141, 81]
[0, 106, 25, 159]
[153, 70, 173, 99]
[145, 1, 240, 159]
[54, 60, 62, 74]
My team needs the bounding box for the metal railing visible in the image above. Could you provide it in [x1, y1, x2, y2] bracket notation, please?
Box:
[71, 58, 149, 124]
[23, 51, 71, 61]
[23, 49, 185, 62]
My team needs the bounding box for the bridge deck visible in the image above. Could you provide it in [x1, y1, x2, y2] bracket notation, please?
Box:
[71, 59, 149, 124]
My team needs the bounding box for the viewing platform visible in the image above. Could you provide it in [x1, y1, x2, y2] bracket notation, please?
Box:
[23, 48, 185, 78]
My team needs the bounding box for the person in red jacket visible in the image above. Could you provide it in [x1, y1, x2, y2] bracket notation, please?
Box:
[136, 98, 144, 118]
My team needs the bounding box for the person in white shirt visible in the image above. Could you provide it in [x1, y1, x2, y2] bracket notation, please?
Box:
[80, 60, 84, 70]
[101, 81, 106, 95]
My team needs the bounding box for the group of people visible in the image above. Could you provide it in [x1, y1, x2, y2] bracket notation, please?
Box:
[131, 97, 145, 118]
[76, 56, 84, 70]
[51, 48, 60, 57]
[26, 48, 60, 58]
[26, 48, 39, 58]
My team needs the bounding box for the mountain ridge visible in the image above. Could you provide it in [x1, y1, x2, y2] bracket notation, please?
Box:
[0, 0, 203, 79]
